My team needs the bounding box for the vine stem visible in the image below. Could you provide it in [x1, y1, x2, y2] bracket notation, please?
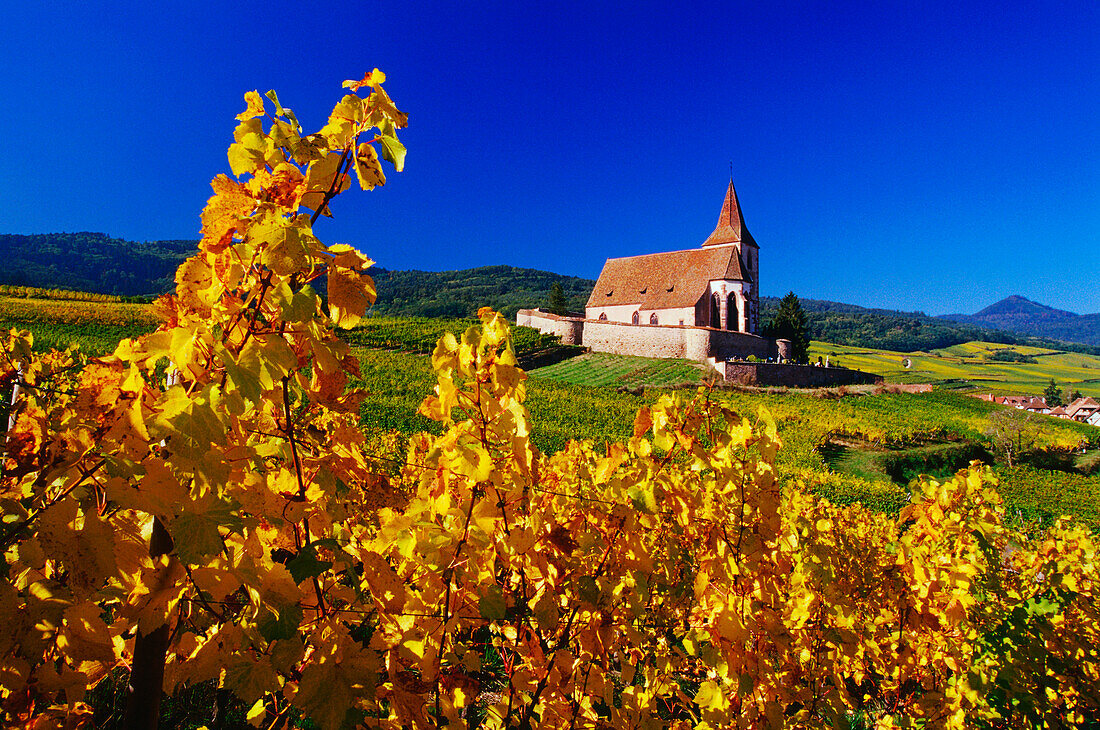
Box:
[122, 516, 175, 730]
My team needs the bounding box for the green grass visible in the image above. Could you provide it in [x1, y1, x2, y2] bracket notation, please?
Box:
[809, 339, 1100, 396]
[529, 352, 709, 388]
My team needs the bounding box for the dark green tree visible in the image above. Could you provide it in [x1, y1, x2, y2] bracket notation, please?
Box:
[548, 281, 568, 315]
[765, 291, 810, 363]
[1068, 388, 1083, 402]
[1043, 378, 1064, 408]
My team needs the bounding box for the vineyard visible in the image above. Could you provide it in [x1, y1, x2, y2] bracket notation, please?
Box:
[528, 352, 708, 388]
[6, 306, 1100, 525]
[345, 315, 556, 356]
[810, 340, 1100, 396]
[2, 80, 1099, 729]
[0, 294, 159, 355]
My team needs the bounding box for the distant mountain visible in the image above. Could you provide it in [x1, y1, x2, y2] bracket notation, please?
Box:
[940, 295, 1100, 347]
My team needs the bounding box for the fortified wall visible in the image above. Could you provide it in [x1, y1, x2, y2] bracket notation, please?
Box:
[517, 309, 776, 361]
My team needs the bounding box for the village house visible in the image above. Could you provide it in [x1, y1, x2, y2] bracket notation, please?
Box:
[1065, 396, 1100, 423]
[973, 393, 1100, 424]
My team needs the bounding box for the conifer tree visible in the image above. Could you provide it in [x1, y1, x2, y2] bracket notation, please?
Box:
[1044, 377, 1064, 407]
[547, 281, 568, 315]
[766, 291, 810, 363]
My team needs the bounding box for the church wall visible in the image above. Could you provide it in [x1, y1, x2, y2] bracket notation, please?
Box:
[707, 329, 771, 360]
[638, 307, 696, 326]
[723, 363, 882, 388]
[584, 304, 640, 323]
[580, 321, 771, 361]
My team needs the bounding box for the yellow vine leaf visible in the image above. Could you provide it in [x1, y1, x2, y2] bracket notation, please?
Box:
[343, 68, 386, 91]
[236, 90, 266, 121]
[353, 142, 385, 190]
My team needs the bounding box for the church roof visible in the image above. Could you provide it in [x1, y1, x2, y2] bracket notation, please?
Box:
[703, 180, 758, 248]
[585, 244, 747, 310]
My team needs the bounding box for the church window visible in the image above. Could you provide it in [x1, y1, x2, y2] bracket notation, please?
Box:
[598, 312, 607, 321]
[632, 311, 640, 325]
[710, 293, 721, 329]
[649, 313, 658, 325]
[727, 294, 739, 331]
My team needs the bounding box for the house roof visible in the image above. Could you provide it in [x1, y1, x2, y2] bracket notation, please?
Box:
[703, 180, 758, 249]
[1066, 397, 1099, 417]
[585, 244, 747, 309]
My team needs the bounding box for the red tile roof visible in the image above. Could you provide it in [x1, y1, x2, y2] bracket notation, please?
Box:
[585, 244, 747, 309]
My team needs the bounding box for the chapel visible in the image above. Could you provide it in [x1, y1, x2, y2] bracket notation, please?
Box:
[584, 180, 760, 333]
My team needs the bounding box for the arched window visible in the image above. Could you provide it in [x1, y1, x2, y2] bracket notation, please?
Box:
[710, 293, 721, 329]
[727, 294, 739, 331]
[744, 300, 753, 333]
[632, 311, 640, 325]
[598, 312, 607, 321]
[649, 313, 658, 325]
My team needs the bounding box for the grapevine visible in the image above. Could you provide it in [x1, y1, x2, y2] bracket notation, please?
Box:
[1, 76, 1098, 729]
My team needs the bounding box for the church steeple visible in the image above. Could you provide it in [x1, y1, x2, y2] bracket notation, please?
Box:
[702, 179, 758, 248]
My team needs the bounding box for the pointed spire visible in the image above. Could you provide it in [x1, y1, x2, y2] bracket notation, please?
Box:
[702, 179, 757, 248]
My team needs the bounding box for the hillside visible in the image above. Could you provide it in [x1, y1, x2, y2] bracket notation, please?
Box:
[0, 233, 193, 296]
[941, 294, 1100, 347]
[0, 234, 593, 319]
[5, 232, 1099, 355]
[809, 339, 1100, 397]
[368, 265, 593, 319]
[761, 295, 1100, 355]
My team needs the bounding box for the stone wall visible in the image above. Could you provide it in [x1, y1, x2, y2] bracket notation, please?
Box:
[516, 310, 776, 362]
[707, 329, 772, 360]
[723, 363, 883, 388]
[515, 309, 584, 345]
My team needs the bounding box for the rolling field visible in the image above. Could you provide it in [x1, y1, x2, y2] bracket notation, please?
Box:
[5, 305, 1100, 526]
[810, 339, 1100, 396]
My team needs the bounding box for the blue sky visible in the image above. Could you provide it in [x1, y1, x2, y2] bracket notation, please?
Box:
[3, 1, 1098, 315]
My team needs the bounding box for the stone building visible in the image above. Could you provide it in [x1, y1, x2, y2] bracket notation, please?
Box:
[518, 180, 783, 366]
[517, 180, 884, 387]
[584, 180, 759, 333]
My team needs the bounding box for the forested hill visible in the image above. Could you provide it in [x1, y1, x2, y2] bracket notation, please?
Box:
[0, 233, 193, 296]
[0, 233, 594, 318]
[940, 295, 1100, 347]
[4, 233, 1097, 354]
[368, 266, 593, 319]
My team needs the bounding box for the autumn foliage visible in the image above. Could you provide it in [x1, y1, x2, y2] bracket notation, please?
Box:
[2, 78, 1099, 729]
